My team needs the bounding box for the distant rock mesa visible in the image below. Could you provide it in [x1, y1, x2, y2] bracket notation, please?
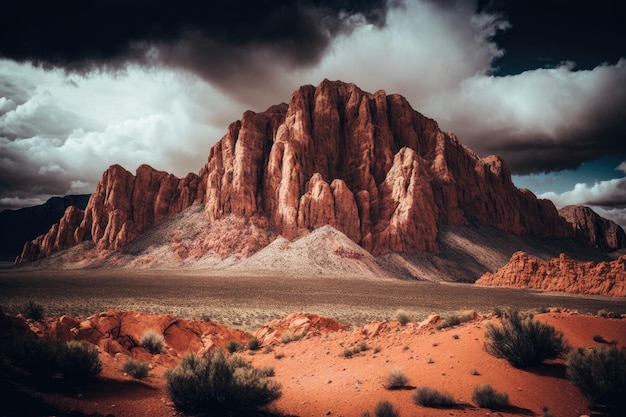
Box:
[18, 80, 622, 264]
[476, 251, 626, 297]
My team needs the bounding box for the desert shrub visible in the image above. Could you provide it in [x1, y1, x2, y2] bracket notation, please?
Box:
[22, 300, 44, 321]
[484, 309, 567, 368]
[140, 330, 164, 354]
[374, 400, 400, 417]
[343, 343, 368, 358]
[227, 340, 243, 353]
[165, 349, 282, 414]
[5, 337, 59, 379]
[395, 309, 411, 326]
[437, 311, 473, 330]
[58, 341, 102, 382]
[412, 386, 456, 407]
[566, 346, 626, 411]
[280, 331, 304, 344]
[123, 358, 150, 379]
[384, 367, 407, 389]
[472, 384, 509, 410]
[247, 337, 260, 351]
[260, 365, 275, 377]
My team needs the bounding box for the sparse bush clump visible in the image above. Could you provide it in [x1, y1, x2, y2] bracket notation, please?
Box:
[5, 337, 60, 379]
[22, 300, 44, 321]
[227, 339, 243, 353]
[280, 331, 304, 344]
[484, 309, 567, 368]
[140, 330, 164, 354]
[343, 343, 368, 358]
[472, 384, 509, 410]
[123, 358, 150, 379]
[436, 311, 474, 330]
[412, 386, 456, 408]
[247, 337, 261, 351]
[57, 341, 102, 382]
[566, 346, 626, 412]
[260, 365, 275, 377]
[395, 309, 411, 326]
[384, 367, 408, 389]
[165, 349, 282, 414]
[374, 400, 400, 417]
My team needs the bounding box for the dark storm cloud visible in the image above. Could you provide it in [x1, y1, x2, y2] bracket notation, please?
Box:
[0, 0, 389, 85]
[479, 0, 626, 74]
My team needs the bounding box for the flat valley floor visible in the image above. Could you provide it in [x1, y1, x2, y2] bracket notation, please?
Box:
[1, 268, 624, 330]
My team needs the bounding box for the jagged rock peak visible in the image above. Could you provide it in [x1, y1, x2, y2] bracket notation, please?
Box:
[559, 205, 626, 251]
[17, 164, 203, 263]
[19, 80, 590, 264]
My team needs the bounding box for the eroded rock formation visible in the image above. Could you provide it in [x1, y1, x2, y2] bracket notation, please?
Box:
[21, 80, 620, 264]
[476, 251, 626, 297]
[559, 205, 626, 251]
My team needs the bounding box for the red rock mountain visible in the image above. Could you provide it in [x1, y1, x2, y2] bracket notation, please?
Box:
[559, 205, 626, 251]
[16, 80, 622, 264]
[475, 251, 626, 297]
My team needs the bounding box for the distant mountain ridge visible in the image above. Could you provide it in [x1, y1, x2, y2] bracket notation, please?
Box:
[0, 195, 90, 261]
[15, 80, 626, 268]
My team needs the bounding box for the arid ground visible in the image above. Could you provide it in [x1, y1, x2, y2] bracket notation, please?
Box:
[1, 268, 625, 331]
[1, 268, 626, 417]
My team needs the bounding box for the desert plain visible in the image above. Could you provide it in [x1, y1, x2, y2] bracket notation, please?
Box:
[1, 267, 625, 417]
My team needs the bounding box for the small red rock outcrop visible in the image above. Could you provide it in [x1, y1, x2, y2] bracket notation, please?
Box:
[253, 312, 349, 346]
[559, 205, 626, 250]
[476, 251, 626, 297]
[23, 311, 250, 361]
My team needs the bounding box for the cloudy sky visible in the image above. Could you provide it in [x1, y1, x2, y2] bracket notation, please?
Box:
[1, 0, 625, 228]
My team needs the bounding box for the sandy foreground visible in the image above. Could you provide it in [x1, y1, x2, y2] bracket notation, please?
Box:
[2, 310, 625, 417]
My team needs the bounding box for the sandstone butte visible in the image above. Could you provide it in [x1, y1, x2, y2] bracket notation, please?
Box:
[476, 251, 626, 297]
[16, 80, 625, 263]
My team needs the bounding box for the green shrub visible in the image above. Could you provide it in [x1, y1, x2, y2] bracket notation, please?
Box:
[247, 338, 261, 351]
[472, 384, 509, 410]
[395, 309, 411, 326]
[412, 386, 456, 407]
[123, 358, 150, 379]
[566, 346, 626, 411]
[5, 337, 59, 379]
[58, 341, 102, 382]
[165, 349, 282, 414]
[384, 367, 407, 389]
[374, 400, 400, 417]
[484, 310, 567, 368]
[227, 340, 243, 353]
[22, 300, 44, 321]
[140, 330, 164, 354]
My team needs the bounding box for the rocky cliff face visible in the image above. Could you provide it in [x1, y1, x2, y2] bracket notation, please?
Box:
[0, 194, 89, 261]
[19, 165, 203, 262]
[559, 205, 626, 251]
[18, 80, 598, 264]
[198, 80, 573, 256]
[475, 251, 626, 297]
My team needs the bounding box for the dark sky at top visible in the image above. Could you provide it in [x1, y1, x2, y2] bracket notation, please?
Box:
[480, 0, 626, 74]
[0, 0, 625, 226]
